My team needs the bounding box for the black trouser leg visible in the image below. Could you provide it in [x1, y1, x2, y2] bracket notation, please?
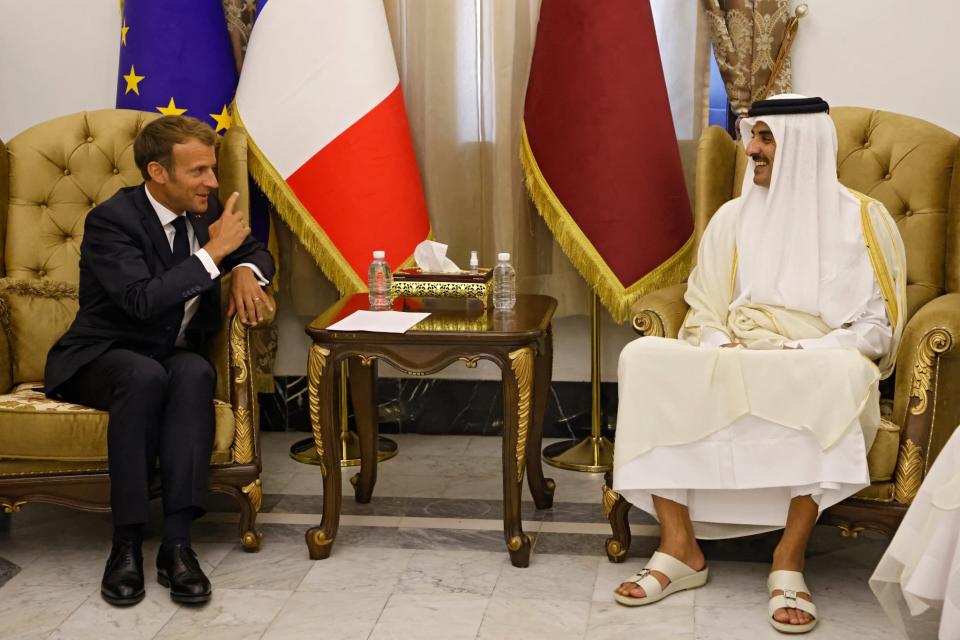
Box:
[57, 349, 167, 526]
[157, 349, 216, 525]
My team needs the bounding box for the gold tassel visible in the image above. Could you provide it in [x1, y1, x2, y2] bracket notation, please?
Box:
[233, 104, 427, 296]
[520, 122, 693, 323]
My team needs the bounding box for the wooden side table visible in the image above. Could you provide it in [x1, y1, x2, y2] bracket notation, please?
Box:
[304, 293, 557, 567]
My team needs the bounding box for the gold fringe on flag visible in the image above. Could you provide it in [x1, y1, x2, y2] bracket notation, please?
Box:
[234, 105, 364, 296]
[519, 121, 693, 323]
[234, 104, 427, 296]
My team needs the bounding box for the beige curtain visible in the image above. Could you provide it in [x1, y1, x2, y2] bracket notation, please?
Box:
[701, 0, 793, 115]
[267, 0, 712, 375]
[381, 0, 591, 318]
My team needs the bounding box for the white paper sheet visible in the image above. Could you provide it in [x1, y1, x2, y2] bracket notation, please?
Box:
[326, 310, 430, 334]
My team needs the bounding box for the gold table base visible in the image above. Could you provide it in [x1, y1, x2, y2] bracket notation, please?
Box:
[289, 433, 398, 467]
[542, 434, 613, 473]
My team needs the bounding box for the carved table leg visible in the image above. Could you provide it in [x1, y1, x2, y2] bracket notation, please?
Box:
[349, 356, 379, 503]
[305, 345, 341, 560]
[502, 347, 534, 567]
[526, 327, 556, 510]
[603, 470, 632, 563]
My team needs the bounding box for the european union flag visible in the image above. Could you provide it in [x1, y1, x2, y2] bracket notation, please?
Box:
[116, 0, 238, 133]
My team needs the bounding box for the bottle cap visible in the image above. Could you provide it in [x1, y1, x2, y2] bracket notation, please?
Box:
[470, 250, 479, 264]
[372, 250, 385, 259]
[497, 252, 510, 261]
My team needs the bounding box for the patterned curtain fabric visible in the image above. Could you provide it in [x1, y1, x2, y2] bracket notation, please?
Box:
[701, 0, 792, 115]
[222, 0, 258, 73]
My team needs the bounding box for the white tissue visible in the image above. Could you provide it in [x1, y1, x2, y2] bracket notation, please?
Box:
[414, 240, 461, 273]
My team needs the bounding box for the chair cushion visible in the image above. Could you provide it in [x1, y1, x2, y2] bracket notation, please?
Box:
[0, 383, 235, 464]
[0, 278, 77, 384]
[868, 417, 900, 482]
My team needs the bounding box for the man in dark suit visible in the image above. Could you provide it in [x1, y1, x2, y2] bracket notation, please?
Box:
[45, 115, 275, 607]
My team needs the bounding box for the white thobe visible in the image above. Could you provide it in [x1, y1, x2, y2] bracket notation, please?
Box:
[613, 195, 900, 539]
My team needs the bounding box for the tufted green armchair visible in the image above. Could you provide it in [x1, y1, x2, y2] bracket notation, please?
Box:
[602, 107, 960, 561]
[0, 109, 274, 551]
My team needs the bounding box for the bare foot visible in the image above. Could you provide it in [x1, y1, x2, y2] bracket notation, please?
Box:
[615, 543, 705, 599]
[770, 548, 815, 626]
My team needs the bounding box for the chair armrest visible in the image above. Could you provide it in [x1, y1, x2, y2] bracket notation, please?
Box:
[0, 311, 11, 394]
[217, 124, 250, 225]
[891, 292, 960, 502]
[207, 271, 276, 466]
[630, 283, 689, 338]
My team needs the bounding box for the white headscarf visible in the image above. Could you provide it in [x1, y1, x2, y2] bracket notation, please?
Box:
[736, 94, 876, 328]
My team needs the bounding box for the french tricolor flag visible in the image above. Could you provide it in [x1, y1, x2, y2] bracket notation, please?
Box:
[235, 0, 430, 294]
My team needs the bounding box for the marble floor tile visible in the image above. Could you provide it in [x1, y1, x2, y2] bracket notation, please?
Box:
[392, 434, 473, 457]
[587, 600, 695, 640]
[478, 597, 591, 640]
[50, 584, 180, 640]
[492, 553, 600, 601]
[692, 560, 770, 609]
[397, 549, 506, 597]
[297, 546, 414, 593]
[593, 556, 696, 607]
[534, 531, 658, 558]
[369, 593, 489, 640]
[0, 584, 94, 640]
[8, 545, 111, 587]
[260, 470, 295, 494]
[263, 590, 389, 640]
[357, 472, 442, 498]
[211, 542, 313, 591]
[281, 472, 353, 496]
[462, 435, 504, 458]
[397, 527, 508, 553]
[693, 604, 786, 640]
[153, 588, 291, 640]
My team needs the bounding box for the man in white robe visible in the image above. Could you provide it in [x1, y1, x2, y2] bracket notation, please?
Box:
[612, 95, 906, 634]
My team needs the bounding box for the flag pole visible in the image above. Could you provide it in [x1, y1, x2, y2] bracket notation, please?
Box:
[542, 293, 614, 472]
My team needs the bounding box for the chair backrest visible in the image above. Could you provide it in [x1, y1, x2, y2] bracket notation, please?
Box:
[1, 110, 160, 282]
[0, 109, 247, 389]
[720, 107, 960, 319]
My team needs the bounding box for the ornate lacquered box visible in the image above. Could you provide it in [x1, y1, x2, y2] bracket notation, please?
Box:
[390, 268, 493, 308]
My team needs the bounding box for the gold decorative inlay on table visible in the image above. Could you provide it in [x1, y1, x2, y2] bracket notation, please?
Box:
[307, 345, 331, 476]
[509, 347, 533, 482]
[390, 280, 492, 308]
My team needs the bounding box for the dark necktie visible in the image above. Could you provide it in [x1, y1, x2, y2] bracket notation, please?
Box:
[171, 216, 190, 264]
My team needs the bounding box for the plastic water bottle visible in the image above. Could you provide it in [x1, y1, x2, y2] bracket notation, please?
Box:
[469, 250, 479, 274]
[492, 252, 516, 310]
[368, 250, 392, 310]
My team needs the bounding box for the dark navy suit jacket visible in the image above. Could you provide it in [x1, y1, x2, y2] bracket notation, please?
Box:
[45, 185, 275, 396]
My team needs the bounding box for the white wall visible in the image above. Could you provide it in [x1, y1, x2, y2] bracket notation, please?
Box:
[0, 1, 119, 141]
[792, 0, 960, 134]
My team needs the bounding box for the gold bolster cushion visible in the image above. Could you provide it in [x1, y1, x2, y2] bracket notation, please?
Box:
[0, 384, 236, 464]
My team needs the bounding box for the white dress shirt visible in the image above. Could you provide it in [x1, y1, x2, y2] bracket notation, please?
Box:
[143, 185, 267, 347]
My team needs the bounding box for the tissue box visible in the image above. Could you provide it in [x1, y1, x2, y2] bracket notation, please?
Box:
[391, 268, 493, 308]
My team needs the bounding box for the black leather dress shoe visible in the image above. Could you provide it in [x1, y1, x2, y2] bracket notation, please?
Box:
[156, 544, 212, 604]
[101, 541, 145, 606]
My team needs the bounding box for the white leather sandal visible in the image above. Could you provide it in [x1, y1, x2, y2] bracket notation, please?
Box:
[613, 551, 709, 606]
[767, 570, 817, 634]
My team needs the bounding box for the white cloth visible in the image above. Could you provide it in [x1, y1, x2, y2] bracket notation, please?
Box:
[614, 98, 907, 537]
[870, 427, 960, 639]
[143, 185, 268, 347]
[736, 94, 877, 328]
